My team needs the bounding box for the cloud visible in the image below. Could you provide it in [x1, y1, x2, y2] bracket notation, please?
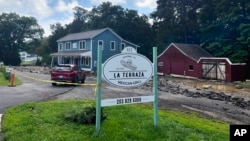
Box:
[55, 0, 79, 13]
[90, 0, 126, 5]
[134, 0, 156, 10]
[0, 0, 81, 36]
[0, 0, 53, 18]
[0, 0, 155, 36]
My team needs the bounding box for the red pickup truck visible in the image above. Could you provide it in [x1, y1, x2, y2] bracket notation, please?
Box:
[51, 64, 85, 86]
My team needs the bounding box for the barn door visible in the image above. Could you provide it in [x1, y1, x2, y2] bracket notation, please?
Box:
[202, 62, 225, 80]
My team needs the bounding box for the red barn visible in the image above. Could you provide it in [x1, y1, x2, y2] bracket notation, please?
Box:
[158, 43, 246, 82]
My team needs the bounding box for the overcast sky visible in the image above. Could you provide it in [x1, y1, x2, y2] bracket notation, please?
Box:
[0, 0, 157, 37]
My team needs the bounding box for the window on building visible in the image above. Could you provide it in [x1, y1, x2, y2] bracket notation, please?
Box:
[65, 42, 71, 50]
[79, 41, 86, 50]
[85, 57, 90, 66]
[121, 43, 125, 51]
[59, 43, 63, 51]
[189, 65, 194, 71]
[81, 57, 84, 65]
[98, 40, 104, 50]
[110, 41, 115, 50]
[72, 43, 77, 49]
[81, 57, 90, 66]
[158, 62, 164, 66]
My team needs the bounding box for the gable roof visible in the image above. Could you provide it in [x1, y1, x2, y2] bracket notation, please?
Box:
[56, 27, 139, 47]
[158, 43, 213, 62]
[57, 28, 108, 42]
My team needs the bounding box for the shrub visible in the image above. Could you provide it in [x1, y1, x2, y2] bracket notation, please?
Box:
[64, 106, 106, 125]
[0, 66, 10, 80]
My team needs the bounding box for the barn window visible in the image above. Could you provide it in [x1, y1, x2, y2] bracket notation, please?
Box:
[158, 62, 164, 66]
[189, 65, 194, 71]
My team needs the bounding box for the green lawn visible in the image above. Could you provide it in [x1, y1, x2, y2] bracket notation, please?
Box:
[2, 100, 229, 141]
[240, 81, 250, 88]
[0, 72, 22, 86]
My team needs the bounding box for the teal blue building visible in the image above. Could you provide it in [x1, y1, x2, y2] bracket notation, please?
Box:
[51, 28, 139, 72]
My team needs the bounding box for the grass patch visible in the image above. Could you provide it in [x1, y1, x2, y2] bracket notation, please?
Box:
[2, 100, 229, 141]
[0, 66, 22, 86]
[239, 81, 250, 89]
[0, 72, 22, 86]
[20, 61, 36, 66]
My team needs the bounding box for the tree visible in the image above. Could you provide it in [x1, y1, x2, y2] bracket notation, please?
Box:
[36, 37, 52, 64]
[0, 13, 43, 65]
[66, 6, 90, 33]
[120, 10, 153, 58]
[24, 39, 41, 54]
[237, 23, 250, 78]
[151, 0, 202, 53]
[48, 23, 67, 53]
[199, 0, 250, 63]
[87, 2, 153, 58]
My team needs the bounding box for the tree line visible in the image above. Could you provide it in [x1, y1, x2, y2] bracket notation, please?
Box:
[0, 0, 249, 77]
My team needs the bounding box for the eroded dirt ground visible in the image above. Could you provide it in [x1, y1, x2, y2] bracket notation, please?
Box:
[149, 76, 250, 124]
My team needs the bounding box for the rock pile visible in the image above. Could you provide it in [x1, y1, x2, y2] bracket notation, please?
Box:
[142, 76, 250, 110]
[15, 66, 51, 74]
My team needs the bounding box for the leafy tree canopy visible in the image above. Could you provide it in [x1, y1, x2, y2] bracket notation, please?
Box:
[48, 2, 153, 58]
[45, 1, 250, 76]
[0, 12, 43, 65]
[152, 0, 250, 64]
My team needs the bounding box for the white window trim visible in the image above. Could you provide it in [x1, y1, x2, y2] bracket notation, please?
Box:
[58, 43, 63, 51]
[98, 40, 104, 50]
[110, 41, 115, 50]
[158, 62, 164, 66]
[81, 57, 84, 65]
[120, 43, 125, 51]
[65, 42, 71, 50]
[85, 58, 90, 66]
[79, 40, 86, 50]
[189, 65, 194, 71]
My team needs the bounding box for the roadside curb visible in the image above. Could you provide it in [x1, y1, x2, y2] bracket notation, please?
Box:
[0, 114, 2, 131]
[0, 114, 3, 141]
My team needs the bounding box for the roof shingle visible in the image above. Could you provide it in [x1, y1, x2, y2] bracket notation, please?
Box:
[172, 43, 213, 61]
[57, 28, 108, 42]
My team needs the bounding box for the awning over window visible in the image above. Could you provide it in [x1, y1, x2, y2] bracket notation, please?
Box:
[50, 51, 91, 57]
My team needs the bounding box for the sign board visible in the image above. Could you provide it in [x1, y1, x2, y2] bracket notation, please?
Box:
[101, 96, 154, 107]
[103, 47, 153, 88]
[95, 46, 158, 131]
[6, 68, 13, 73]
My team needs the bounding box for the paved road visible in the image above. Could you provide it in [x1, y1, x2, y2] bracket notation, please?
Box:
[0, 71, 75, 113]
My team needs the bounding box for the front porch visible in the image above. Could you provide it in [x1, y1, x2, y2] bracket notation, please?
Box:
[50, 51, 92, 71]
